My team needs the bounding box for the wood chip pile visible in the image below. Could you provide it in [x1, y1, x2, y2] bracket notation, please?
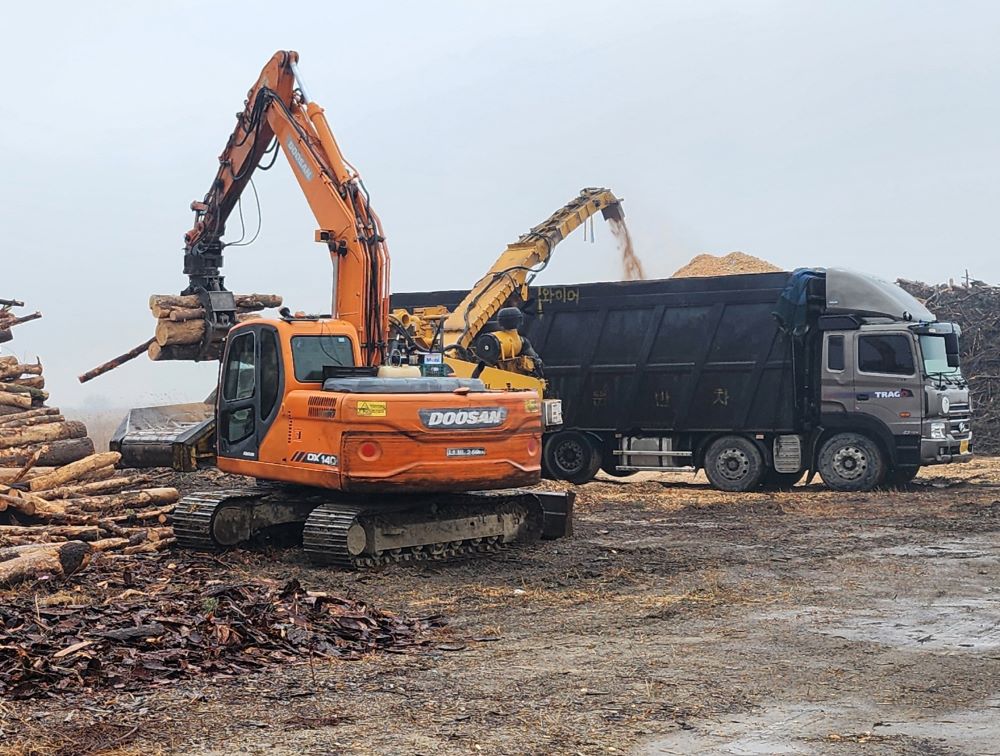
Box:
[672, 252, 782, 278]
[898, 278, 1000, 452]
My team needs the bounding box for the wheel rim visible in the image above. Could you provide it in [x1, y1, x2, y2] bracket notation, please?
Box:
[715, 447, 751, 482]
[832, 445, 868, 481]
[555, 439, 586, 474]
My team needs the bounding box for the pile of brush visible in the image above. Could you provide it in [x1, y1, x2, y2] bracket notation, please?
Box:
[0, 298, 42, 345]
[0, 450, 176, 587]
[899, 277, 1000, 453]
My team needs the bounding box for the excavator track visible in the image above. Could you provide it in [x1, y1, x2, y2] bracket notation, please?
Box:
[171, 486, 567, 568]
[172, 487, 321, 551]
[302, 494, 541, 568]
[172, 489, 262, 551]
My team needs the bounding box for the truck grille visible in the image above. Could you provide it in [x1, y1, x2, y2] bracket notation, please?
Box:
[949, 403, 971, 439]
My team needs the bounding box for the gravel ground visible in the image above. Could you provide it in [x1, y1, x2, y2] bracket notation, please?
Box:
[3, 459, 1000, 755]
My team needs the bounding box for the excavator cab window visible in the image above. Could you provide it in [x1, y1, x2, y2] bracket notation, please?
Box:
[260, 329, 281, 418]
[291, 335, 354, 382]
[221, 331, 256, 444]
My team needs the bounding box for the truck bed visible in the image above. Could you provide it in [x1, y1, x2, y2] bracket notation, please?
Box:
[392, 272, 804, 435]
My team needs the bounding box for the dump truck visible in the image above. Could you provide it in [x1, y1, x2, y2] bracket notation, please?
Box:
[392, 268, 973, 492]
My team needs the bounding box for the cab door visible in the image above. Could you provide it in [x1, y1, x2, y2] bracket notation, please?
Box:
[217, 325, 284, 462]
[852, 331, 922, 436]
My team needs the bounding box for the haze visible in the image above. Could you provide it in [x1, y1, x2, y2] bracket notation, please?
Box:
[1, 1, 996, 411]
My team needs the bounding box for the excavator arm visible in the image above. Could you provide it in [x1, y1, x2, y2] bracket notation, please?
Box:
[182, 50, 389, 366]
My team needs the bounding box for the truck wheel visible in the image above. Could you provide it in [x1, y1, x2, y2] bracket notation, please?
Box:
[818, 433, 886, 491]
[759, 469, 804, 490]
[543, 431, 601, 484]
[885, 466, 919, 487]
[704, 436, 764, 492]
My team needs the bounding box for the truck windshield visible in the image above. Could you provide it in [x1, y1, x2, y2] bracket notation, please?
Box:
[919, 335, 960, 376]
[291, 335, 355, 382]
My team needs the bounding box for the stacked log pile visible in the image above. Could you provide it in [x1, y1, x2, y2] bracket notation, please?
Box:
[147, 293, 282, 361]
[0, 357, 99, 466]
[898, 278, 1000, 453]
[0, 450, 177, 587]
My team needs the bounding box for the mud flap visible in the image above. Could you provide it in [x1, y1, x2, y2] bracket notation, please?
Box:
[535, 490, 574, 539]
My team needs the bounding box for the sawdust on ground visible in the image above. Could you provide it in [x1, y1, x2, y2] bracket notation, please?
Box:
[672, 251, 782, 278]
[4, 459, 1000, 755]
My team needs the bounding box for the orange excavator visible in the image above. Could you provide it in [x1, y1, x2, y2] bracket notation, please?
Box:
[163, 51, 571, 565]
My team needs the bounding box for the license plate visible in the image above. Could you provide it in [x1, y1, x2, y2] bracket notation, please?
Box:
[960, 439, 970, 454]
[446, 447, 487, 458]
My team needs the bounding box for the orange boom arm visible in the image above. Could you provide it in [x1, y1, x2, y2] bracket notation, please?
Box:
[182, 50, 389, 366]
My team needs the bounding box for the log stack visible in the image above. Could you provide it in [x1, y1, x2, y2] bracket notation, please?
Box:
[79, 292, 283, 382]
[147, 293, 282, 361]
[0, 450, 178, 586]
[0, 357, 99, 466]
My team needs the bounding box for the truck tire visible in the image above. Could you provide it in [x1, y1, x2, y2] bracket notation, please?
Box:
[704, 436, 764, 492]
[543, 431, 601, 484]
[818, 433, 886, 491]
[759, 469, 804, 490]
[885, 466, 919, 487]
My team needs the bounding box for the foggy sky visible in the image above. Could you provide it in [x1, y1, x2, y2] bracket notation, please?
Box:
[2, 0, 998, 410]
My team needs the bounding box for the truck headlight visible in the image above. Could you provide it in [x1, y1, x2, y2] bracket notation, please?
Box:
[930, 422, 947, 440]
[941, 396, 950, 415]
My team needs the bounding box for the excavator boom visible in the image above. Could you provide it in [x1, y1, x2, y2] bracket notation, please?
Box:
[183, 50, 389, 366]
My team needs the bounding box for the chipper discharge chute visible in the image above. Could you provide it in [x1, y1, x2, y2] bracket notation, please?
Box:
[111, 401, 215, 472]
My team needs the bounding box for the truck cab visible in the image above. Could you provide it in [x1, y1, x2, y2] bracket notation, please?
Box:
[819, 312, 970, 487]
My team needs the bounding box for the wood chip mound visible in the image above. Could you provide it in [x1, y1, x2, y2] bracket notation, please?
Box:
[672, 252, 782, 278]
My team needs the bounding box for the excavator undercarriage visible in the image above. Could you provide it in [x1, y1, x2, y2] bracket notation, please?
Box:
[172, 485, 573, 568]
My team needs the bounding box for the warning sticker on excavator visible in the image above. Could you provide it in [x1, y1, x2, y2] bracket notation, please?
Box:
[524, 399, 539, 413]
[356, 401, 387, 417]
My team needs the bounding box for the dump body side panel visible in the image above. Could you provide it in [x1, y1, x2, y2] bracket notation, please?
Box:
[393, 272, 803, 435]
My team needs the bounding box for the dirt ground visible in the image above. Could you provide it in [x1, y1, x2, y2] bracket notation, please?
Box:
[4, 459, 1000, 755]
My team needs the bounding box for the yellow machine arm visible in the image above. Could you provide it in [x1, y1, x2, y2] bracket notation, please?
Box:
[389, 187, 624, 396]
[442, 188, 623, 353]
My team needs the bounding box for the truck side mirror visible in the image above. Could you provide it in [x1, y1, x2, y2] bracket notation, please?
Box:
[945, 333, 960, 368]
